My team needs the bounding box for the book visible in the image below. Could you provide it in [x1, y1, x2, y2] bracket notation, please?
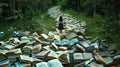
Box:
[58, 46, 68, 50]
[59, 54, 70, 63]
[46, 51, 58, 59]
[54, 35, 61, 41]
[95, 53, 113, 65]
[76, 44, 85, 52]
[36, 59, 63, 67]
[113, 54, 120, 60]
[42, 46, 53, 51]
[0, 54, 7, 61]
[20, 36, 30, 44]
[0, 48, 22, 56]
[32, 32, 40, 37]
[22, 46, 32, 53]
[19, 55, 43, 63]
[15, 62, 31, 67]
[73, 53, 83, 61]
[51, 43, 58, 50]
[69, 38, 79, 46]
[73, 53, 93, 62]
[32, 44, 42, 53]
[79, 41, 90, 48]
[4, 45, 15, 50]
[47, 59, 63, 67]
[6, 48, 22, 56]
[23, 44, 41, 54]
[40, 34, 49, 40]
[61, 39, 70, 45]
[91, 43, 99, 51]
[88, 63, 104, 67]
[0, 59, 11, 67]
[36, 50, 50, 58]
[82, 53, 93, 60]
[66, 32, 77, 39]
[36, 62, 48, 67]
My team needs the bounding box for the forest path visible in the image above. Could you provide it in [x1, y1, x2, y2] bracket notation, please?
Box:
[48, 6, 86, 35]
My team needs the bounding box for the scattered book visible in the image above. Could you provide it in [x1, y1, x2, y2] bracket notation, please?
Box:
[73, 53, 83, 61]
[46, 51, 58, 59]
[66, 32, 77, 40]
[95, 53, 113, 65]
[73, 53, 93, 62]
[41, 34, 49, 40]
[4, 45, 15, 50]
[47, 59, 63, 67]
[36, 62, 48, 67]
[59, 54, 70, 63]
[76, 44, 85, 52]
[51, 43, 59, 50]
[19, 55, 43, 63]
[36, 59, 63, 67]
[36, 50, 50, 58]
[79, 41, 89, 48]
[0, 59, 11, 67]
[23, 44, 41, 54]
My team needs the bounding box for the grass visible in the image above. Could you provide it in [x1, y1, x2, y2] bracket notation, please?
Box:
[0, 11, 56, 40]
[32, 12, 56, 32]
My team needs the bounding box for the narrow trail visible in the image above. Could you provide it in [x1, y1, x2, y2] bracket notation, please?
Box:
[48, 6, 86, 35]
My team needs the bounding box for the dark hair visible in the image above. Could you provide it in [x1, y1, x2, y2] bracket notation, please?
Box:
[59, 16, 63, 22]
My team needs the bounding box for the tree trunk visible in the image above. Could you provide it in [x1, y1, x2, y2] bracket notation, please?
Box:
[9, 0, 15, 10]
[77, 0, 80, 11]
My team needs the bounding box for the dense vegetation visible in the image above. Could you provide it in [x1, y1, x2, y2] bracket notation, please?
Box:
[0, 0, 120, 49]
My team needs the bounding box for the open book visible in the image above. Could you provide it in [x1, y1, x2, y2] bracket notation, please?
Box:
[0, 48, 22, 56]
[95, 53, 113, 65]
[15, 62, 31, 67]
[36, 59, 63, 67]
[23, 44, 41, 54]
[36, 50, 50, 59]
[73, 53, 93, 62]
[0, 59, 11, 67]
[19, 55, 43, 63]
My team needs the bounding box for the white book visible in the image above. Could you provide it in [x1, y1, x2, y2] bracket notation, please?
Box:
[4, 45, 15, 50]
[32, 44, 42, 53]
[19, 55, 43, 63]
[79, 41, 89, 48]
[36, 62, 48, 67]
[73, 53, 83, 60]
[48, 59, 63, 67]
[47, 51, 58, 59]
[6, 48, 22, 55]
[36, 59, 63, 67]
[113, 54, 120, 60]
[0, 60, 10, 67]
[15, 62, 31, 67]
[102, 57, 113, 65]
[95, 53, 113, 65]
[76, 44, 85, 52]
[83, 53, 93, 59]
[51, 43, 58, 50]
[41, 34, 49, 39]
[59, 54, 70, 63]
[91, 43, 99, 49]
[36, 50, 50, 58]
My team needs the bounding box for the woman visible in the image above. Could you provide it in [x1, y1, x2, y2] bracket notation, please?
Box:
[58, 16, 64, 33]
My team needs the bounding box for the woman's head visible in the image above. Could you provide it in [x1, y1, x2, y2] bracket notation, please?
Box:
[59, 16, 63, 22]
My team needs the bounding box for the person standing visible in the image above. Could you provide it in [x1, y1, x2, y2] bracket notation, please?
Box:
[58, 16, 64, 33]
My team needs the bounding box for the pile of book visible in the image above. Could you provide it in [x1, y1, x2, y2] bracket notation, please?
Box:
[0, 6, 120, 67]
